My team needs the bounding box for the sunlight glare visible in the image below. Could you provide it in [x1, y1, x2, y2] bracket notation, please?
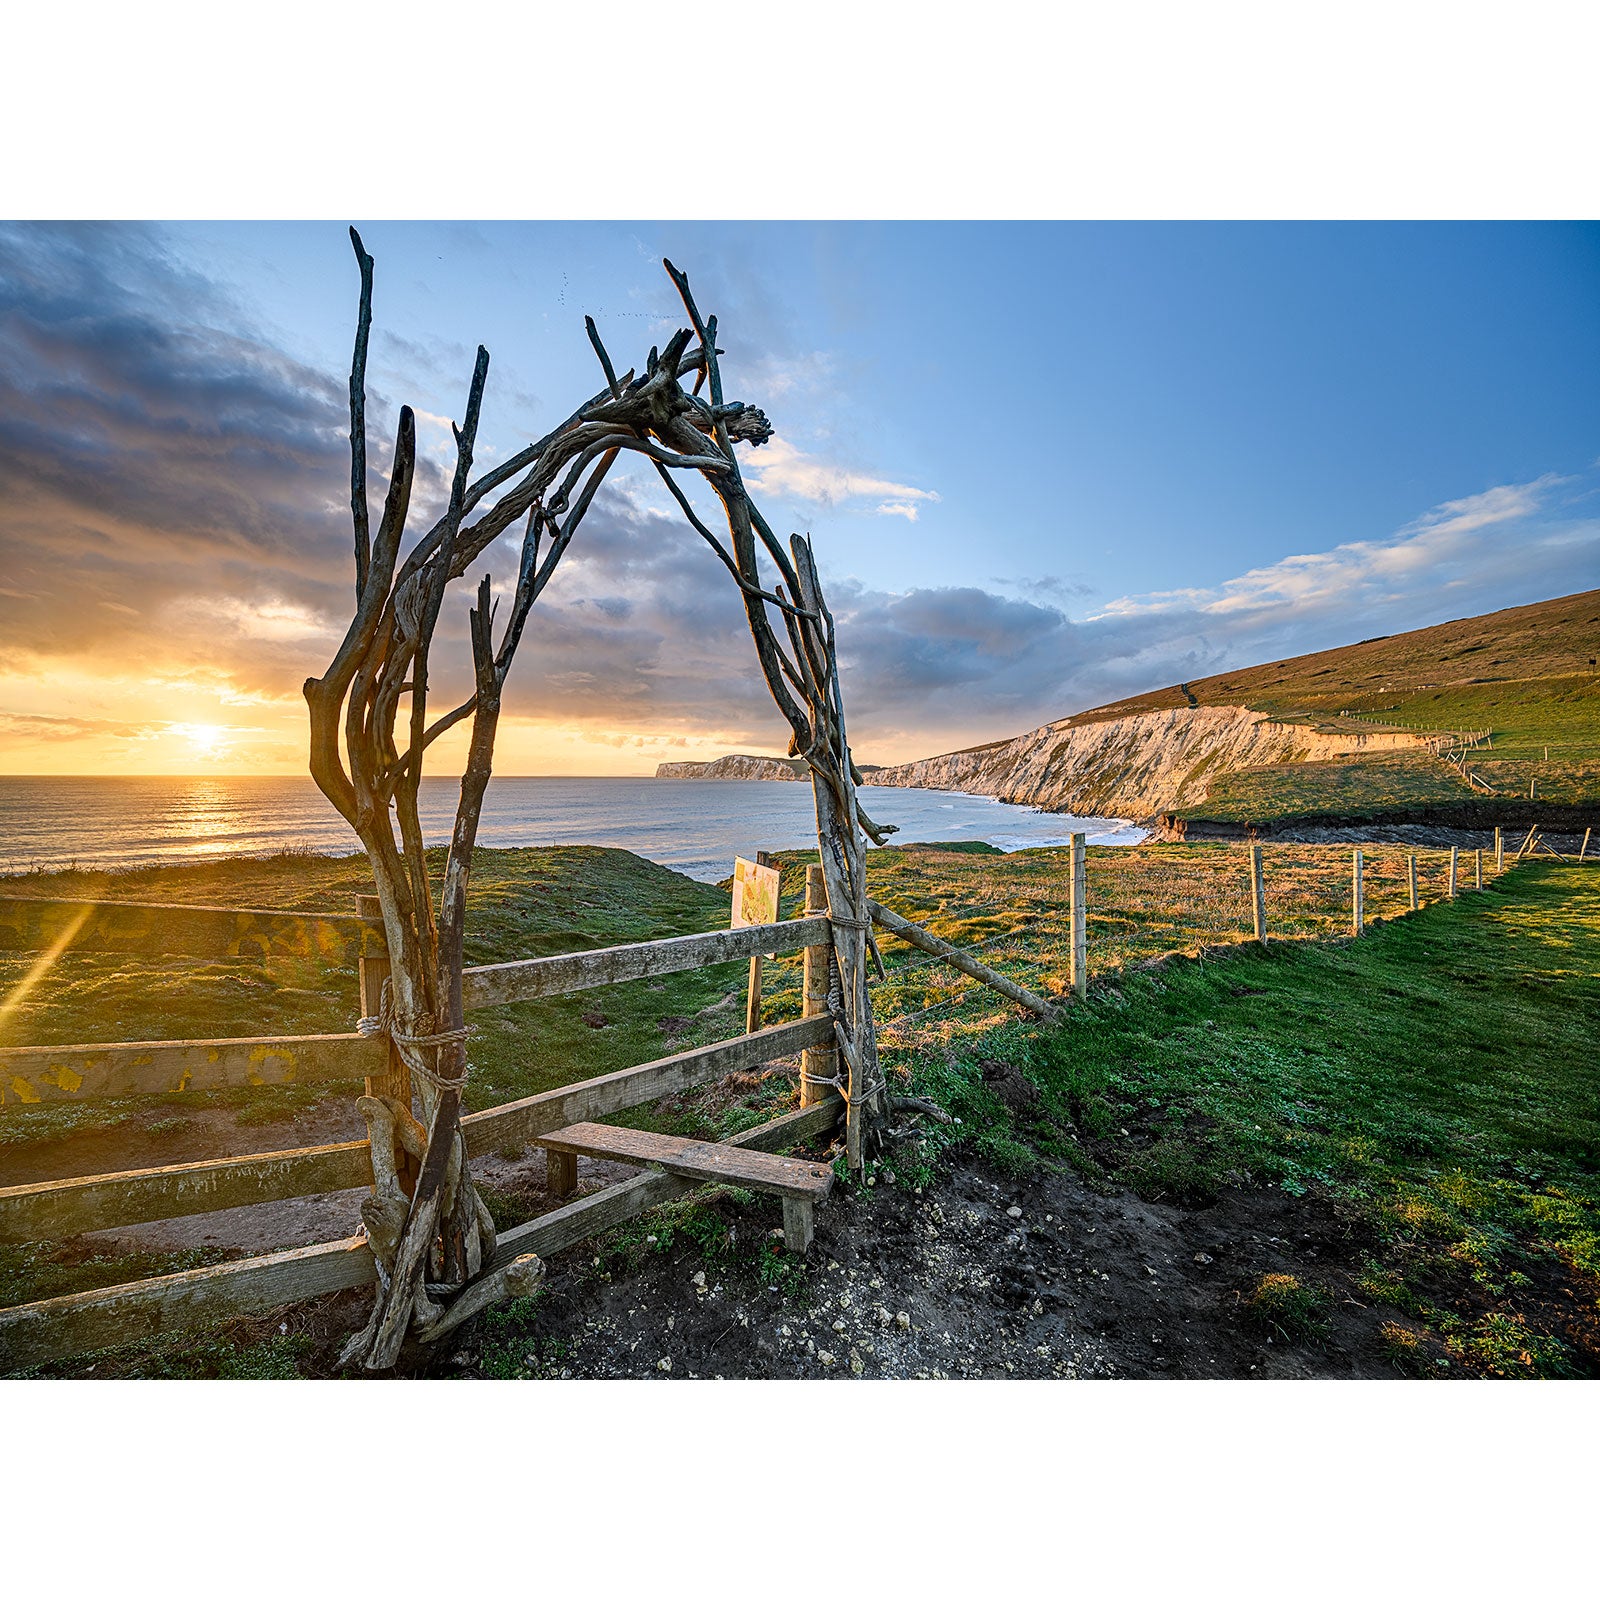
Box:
[0, 905, 93, 1037]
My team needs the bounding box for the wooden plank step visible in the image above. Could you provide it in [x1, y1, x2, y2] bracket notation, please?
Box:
[535, 1122, 834, 1201]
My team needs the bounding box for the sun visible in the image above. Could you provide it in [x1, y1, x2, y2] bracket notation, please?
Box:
[170, 722, 232, 761]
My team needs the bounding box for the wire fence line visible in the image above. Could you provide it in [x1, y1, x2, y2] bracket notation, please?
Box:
[753, 839, 1529, 1058]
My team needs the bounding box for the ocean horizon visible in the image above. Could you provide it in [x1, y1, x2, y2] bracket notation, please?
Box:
[0, 775, 1142, 884]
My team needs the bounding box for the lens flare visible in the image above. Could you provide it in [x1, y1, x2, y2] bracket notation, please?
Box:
[0, 905, 93, 1040]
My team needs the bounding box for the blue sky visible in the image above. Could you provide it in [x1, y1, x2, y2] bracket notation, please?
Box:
[1, 220, 1597, 774]
[172, 220, 1600, 596]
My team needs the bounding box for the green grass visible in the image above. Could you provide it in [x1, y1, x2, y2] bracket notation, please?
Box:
[752, 838, 1495, 1048]
[887, 860, 1600, 1377]
[0, 846, 766, 1146]
[1246, 1273, 1334, 1344]
[1344, 675, 1600, 758]
[1181, 673, 1600, 823]
[8, 838, 1595, 1378]
[1188, 751, 1480, 824]
[1183, 680, 1600, 822]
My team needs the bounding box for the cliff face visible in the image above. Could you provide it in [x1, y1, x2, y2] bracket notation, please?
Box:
[655, 754, 806, 781]
[865, 705, 1424, 819]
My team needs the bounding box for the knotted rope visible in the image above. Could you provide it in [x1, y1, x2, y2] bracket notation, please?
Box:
[357, 983, 472, 1088]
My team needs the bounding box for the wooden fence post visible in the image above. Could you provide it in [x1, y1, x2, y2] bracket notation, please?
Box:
[1580, 827, 1591, 862]
[1448, 847, 1459, 900]
[1407, 854, 1418, 911]
[1352, 849, 1364, 936]
[1495, 826, 1503, 871]
[799, 864, 836, 1108]
[745, 851, 774, 1034]
[1475, 849, 1483, 890]
[1070, 832, 1088, 1000]
[1249, 843, 1266, 943]
[355, 893, 415, 1192]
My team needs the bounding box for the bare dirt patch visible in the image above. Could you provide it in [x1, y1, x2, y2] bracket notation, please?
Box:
[441, 1157, 1454, 1380]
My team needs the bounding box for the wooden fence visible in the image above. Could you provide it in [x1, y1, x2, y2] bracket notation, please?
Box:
[0, 895, 848, 1371]
[0, 851, 1058, 1372]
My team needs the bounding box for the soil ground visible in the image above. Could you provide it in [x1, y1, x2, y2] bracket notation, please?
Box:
[25, 1139, 1497, 1381]
[451, 1157, 1423, 1380]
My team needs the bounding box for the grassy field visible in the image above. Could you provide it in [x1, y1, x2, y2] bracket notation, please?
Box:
[0, 847, 757, 1149]
[4, 841, 1595, 1378]
[1183, 671, 1600, 823]
[1, 836, 1512, 1144]
[880, 857, 1600, 1377]
[1184, 750, 1479, 823]
[752, 837, 1511, 1047]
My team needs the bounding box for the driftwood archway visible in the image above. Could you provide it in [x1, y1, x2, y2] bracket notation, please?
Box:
[304, 232, 895, 1367]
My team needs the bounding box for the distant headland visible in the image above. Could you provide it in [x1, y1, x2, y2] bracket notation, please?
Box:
[655, 590, 1600, 838]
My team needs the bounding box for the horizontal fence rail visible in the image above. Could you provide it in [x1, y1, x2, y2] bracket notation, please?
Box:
[0, 894, 375, 961]
[0, 917, 832, 1110]
[0, 1015, 834, 1245]
[460, 914, 830, 1007]
[0, 1032, 385, 1107]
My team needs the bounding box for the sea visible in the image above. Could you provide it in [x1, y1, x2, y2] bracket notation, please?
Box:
[0, 776, 1143, 884]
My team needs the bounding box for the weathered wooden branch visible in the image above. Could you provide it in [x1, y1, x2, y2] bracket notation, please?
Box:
[417, 1253, 544, 1344]
[867, 899, 1061, 1019]
[299, 233, 897, 1367]
[889, 1095, 954, 1124]
[348, 227, 375, 600]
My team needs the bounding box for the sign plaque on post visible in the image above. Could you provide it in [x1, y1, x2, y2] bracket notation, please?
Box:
[732, 853, 781, 1032]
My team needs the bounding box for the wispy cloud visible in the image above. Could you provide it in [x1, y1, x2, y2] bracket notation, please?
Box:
[0, 712, 159, 742]
[1097, 475, 1579, 624]
[742, 436, 940, 520]
[743, 350, 835, 401]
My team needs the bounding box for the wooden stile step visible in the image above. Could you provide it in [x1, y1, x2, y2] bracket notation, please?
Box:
[536, 1122, 834, 1253]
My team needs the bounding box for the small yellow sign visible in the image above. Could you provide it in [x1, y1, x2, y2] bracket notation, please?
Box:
[731, 856, 781, 928]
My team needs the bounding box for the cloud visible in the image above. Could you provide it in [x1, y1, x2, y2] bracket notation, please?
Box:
[1097, 474, 1582, 631]
[741, 436, 939, 519]
[0, 711, 160, 742]
[742, 350, 835, 401]
[1, 223, 1593, 772]
[0, 222, 357, 681]
[1001, 574, 1096, 601]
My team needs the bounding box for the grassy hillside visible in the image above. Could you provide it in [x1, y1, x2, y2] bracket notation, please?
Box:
[1102, 590, 1600, 826]
[1078, 589, 1600, 729]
